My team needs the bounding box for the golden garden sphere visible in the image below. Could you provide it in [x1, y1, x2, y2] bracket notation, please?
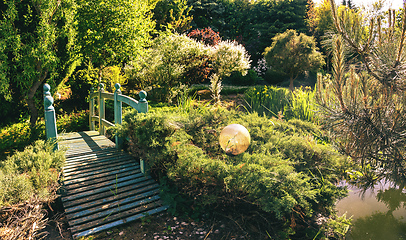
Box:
[219, 124, 250, 155]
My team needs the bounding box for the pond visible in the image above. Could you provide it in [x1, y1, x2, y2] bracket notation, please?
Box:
[336, 180, 406, 239]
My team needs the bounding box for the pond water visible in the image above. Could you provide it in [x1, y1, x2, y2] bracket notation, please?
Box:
[336, 180, 406, 239]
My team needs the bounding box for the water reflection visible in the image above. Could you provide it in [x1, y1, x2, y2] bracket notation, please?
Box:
[336, 180, 406, 239]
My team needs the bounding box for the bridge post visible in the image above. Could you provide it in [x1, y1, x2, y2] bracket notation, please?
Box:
[138, 90, 148, 174]
[89, 87, 95, 131]
[98, 83, 106, 135]
[43, 84, 59, 151]
[138, 90, 148, 113]
[114, 83, 123, 148]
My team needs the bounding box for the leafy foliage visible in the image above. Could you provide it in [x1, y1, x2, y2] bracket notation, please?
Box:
[0, 0, 78, 127]
[0, 140, 65, 207]
[76, 0, 155, 82]
[130, 33, 250, 103]
[0, 110, 89, 157]
[264, 29, 325, 90]
[188, 0, 309, 63]
[316, 1, 406, 186]
[153, 0, 193, 33]
[130, 33, 210, 102]
[111, 106, 349, 238]
[187, 27, 221, 46]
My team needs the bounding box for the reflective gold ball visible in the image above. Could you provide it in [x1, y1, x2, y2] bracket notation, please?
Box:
[219, 124, 250, 155]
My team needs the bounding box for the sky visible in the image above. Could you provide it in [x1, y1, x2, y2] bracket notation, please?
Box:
[313, 0, 404, 10]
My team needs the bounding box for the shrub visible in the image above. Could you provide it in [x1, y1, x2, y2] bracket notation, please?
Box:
[129, 33, 251, 103]
[187, 27, 221, 46]
[0, 110, 89, 158]
[57, 110, 89, 133]
[112, 106, 349, 238]
[129, 33, 210, 102]
[223, 69, 259, 86]
[0, 121, 45, 157]
[0, 140, 65, 207]
[0, 140, 65, 240]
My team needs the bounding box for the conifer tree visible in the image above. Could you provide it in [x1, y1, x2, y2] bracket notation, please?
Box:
[316, 0, 406, 186]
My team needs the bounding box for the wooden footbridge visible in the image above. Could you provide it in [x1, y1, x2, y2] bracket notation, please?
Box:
[43, 83, 168, 239]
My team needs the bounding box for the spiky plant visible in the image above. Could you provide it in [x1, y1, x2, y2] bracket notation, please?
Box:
[317, 0, 406, 186]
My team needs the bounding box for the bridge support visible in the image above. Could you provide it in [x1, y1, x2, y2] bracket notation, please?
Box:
[43, 84, 59, 151]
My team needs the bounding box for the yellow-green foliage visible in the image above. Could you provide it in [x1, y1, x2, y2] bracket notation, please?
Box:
[244, 85, 318, 122]
[113, 106, 349, 228]
[0, 110, 88, 157]
[0, 140, 65, 207]
[0, 121, 45, 156]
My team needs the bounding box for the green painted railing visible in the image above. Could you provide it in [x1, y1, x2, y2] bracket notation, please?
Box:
[89, 83, 148, 147]
[44, 82, 148, 151]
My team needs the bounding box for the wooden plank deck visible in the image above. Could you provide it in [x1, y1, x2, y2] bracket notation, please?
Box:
[59, 131, 168, 239]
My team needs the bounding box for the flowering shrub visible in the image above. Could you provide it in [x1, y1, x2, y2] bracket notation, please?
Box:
[253, 58, 268, 77]
[129, 33, 251, 103]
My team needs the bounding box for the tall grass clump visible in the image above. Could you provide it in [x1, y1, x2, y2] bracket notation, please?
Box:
[244, 85, 318, 123]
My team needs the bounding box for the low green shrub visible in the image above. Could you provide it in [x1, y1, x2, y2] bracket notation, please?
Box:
[0, 110, 89, 158]
[57, 110, 89, 133]
[0, 140, 65, 207]
[0, 121, 45, 157]
[223, 69, 259, 86]
[112, 106, 350, 238]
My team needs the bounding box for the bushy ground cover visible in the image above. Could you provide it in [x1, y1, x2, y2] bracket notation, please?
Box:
[0, 140, 65, 239]
[112, 103, 351, 239]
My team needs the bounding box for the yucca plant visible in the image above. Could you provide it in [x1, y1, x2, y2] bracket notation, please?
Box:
[317, 0, 406, 186]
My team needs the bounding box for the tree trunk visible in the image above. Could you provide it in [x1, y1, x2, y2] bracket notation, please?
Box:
[289, 78, 294, 91]
[27, 80, 44, 128]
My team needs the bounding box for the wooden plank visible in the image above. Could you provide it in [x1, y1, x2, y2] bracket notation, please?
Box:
[63, 166, 141, 187]
[69, 196, 162, 233]
[63, 162, 139, 182]
[65, 173, 144, 195]
[62, 179, 157, 209]
[63, 156, 135, 176]
[64, 148, 121, 163]
[64, 168, 139, 190]
[66, 188, 161, 221]
[62, 174, 154, 202]
[65, 184, 160, 215]
[72, 206, 168, 239]
[64, 155, 134, 173]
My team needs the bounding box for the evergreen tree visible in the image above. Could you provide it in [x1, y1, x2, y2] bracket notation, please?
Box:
[316, 0, 406, 186]
[346, 0, 354, 9]
[341, 0, 346, 6]
[264, 29, 325, 91]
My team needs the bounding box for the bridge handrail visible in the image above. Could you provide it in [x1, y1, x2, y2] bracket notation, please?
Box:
[89, 83, 148, 147]
[44, 82, 147, 150]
